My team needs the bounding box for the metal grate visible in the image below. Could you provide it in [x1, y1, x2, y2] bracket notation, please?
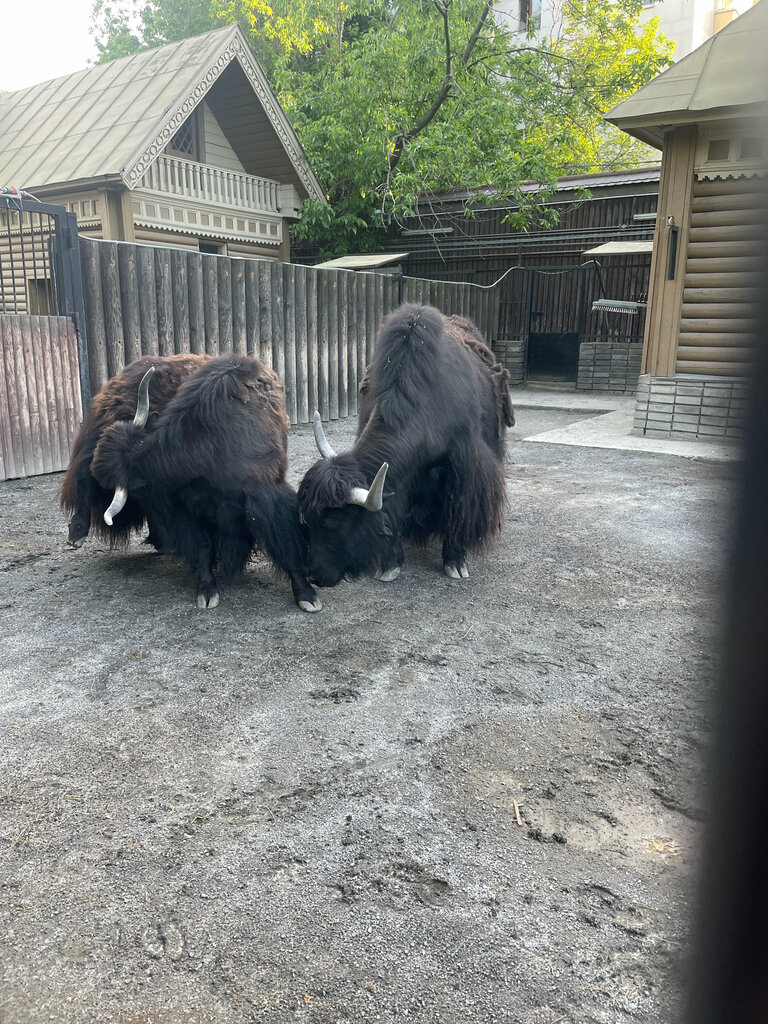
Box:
[0, 193, 57, 315]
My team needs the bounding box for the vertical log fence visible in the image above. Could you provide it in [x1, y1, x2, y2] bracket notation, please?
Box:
[79, 238, 500, 423]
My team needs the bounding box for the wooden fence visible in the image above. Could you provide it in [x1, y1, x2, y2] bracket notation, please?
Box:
[80, 238, 499, 423]
[0, 314, 83, 481]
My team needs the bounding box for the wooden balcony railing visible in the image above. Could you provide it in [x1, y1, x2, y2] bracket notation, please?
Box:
[138, 155, 281, 216]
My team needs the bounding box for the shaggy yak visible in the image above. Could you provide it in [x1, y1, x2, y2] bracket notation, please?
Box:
[61, 353, 210, 549]
[88, 354, 321, 613]
[297, 303, 514, 589]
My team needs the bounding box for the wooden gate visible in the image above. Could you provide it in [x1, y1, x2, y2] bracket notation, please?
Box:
[0, 315, 83, 479]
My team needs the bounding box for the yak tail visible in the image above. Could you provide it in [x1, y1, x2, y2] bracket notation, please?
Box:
[444, 439, 507, 552]
[371, 304, 446, 429]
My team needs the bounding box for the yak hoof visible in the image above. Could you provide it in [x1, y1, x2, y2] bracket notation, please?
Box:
[197, 592, 220, 610]
[68, 536, 86, 549]
[299, 598, 323, 613]
[378, 567, 401, 582]
[444, 562, 469, 580]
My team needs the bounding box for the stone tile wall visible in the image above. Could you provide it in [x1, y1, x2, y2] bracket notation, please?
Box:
[577, 342, 643, 394]
[633, 375, 749, 441]
[493, 340, 526, 387]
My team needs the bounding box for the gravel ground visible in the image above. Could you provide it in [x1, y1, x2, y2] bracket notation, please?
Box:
[0, 406, 735, 1024]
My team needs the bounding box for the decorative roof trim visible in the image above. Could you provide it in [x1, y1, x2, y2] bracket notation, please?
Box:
[123, 27, 324, 203]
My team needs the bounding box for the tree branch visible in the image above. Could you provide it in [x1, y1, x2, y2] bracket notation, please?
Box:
[387, 0, 494, 175]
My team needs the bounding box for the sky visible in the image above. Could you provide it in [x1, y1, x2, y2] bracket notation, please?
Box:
[0, 0, 98, 91]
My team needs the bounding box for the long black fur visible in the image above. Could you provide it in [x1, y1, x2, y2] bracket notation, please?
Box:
[89, 354, 318, 610]
[61, 354, 210, 547]
[298, 304, 509, 588]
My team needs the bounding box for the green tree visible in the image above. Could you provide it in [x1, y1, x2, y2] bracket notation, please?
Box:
[92, 0, 673, 253]
[92, 0, 218, 62]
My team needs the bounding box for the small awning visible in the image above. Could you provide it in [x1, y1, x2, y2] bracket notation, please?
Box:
[314, 252, 409, 270]
[583, 241, 654, 255]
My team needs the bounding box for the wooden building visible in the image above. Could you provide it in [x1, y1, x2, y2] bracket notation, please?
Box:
[0, 24, 324, 294]
[382, 169, 660, 391]
[606, 1, 767, 440]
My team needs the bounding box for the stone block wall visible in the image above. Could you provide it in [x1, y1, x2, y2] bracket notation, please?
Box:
[577, 341, 643, 394]
[633, 375, 749, 441]
[493, 339, 526, 387]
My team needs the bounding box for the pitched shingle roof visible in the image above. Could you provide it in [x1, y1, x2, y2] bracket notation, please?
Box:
[0, 25, 324, 200]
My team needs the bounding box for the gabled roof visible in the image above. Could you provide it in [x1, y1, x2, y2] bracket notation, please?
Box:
[606, 1, 768, 147]
[0, 25, 324, 201]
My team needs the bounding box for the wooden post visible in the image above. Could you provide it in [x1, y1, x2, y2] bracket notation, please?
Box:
[171, 248, 190, 355]
[46, 317, 70, 459]
[137, 244, 159, 358]
[347, 272, 358, 417]
[202, 254, 219, 354]
[271, 262, 285, 388]
[245, 260, 260, 358]
[338, 271, 348, 419]
[187, 252, 205, 355]
[20, 317, 44, 475]
[99, 241, 125, 377]
[33, 317, 57, 472]
[61, 315, 84, 447]
[119, 244, 141, 365]
[231, 257, 247, 355]
[294, 263, 309, 423]
[642, 126, 698, 378]
[306, 266, 318, 419]
[283, 262, 297, 424]
[258, 260, 273, 369]
[154, 247, 173, 357]
[217, 257, 233, 353]
[318, 270, 330, 420]
[328, 271, 339, 419]
[81, 237, 108, 391]
[355, 274, 367, 409]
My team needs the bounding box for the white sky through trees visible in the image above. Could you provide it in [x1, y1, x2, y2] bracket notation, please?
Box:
[0, 0, 97, 91]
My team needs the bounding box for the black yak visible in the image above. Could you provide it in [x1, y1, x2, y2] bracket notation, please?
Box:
[61, 353, 210, 548]
[297, 303, 513, 589]
[89, 354, 321, 613]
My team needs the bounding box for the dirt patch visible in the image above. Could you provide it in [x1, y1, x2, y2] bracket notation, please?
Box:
[0, 412, 734, 1023]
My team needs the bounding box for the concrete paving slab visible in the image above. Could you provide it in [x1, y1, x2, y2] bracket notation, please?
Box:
[524, 404, 740, 462]
[510, 385, 635, 414]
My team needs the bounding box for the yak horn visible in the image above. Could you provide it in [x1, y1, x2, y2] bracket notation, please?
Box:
[133, 365, 155, 428]
[347, 462, 389, 512]
[313, 411, 337, 459]
[104, 487, 128, 526]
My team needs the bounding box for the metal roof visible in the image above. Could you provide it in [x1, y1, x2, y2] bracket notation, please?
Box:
[413, 167, 661, 208]
[606, 2, 768, 147]
[0, 25, 324, 201]
[314, 252, 410, 270]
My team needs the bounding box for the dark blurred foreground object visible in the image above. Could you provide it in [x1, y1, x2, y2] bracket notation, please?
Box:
[687, 190, 768, 1024]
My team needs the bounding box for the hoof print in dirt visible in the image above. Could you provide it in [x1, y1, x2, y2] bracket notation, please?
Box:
[139, 919, 185, 961]
[527, 827, 567, 845]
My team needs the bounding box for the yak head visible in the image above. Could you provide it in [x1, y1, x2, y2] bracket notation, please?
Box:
[297, 413, 391, 588]
[89, 366, 156, 526]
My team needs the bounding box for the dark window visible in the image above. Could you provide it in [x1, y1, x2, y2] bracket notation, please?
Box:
[199, 241, 223, 255]
[518, 0, 541, 31]
[707, 139, 730, 162]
